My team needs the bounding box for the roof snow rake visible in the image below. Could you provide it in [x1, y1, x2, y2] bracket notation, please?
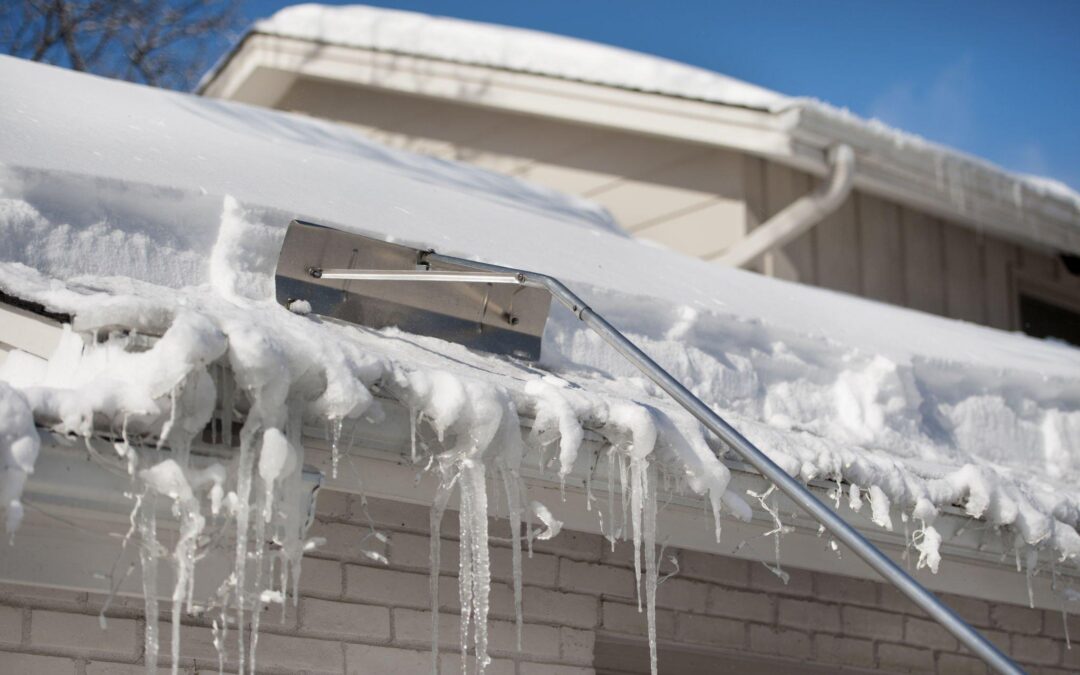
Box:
[275, 219, 1022, 675]
[276, 221, 550, 360]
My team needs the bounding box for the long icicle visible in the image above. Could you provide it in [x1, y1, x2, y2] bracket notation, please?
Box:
[643, 462, 659, 675]
[500, 466, 524, 649]
[630, 457, 644, 613]
[462, 461, 492, 672]
[429, 475, 454, 675]
[139, 493, 160, 675]
[247, 486, 268, 675]
[233, 420, 260, 675]
[458, 469, 476, 674]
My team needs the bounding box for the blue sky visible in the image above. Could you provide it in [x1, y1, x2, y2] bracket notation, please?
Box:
[244, 1, 1080, 191]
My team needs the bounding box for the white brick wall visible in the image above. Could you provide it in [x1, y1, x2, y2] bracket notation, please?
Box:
[0, 491, 1077, 674]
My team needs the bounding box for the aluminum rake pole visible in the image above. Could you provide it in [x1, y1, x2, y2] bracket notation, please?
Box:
[424, 252, 1023, 675]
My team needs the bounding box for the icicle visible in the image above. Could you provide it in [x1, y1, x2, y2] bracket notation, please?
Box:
[100, 493, 143, 626]
[643, 462, 659, 675]
[458, 474, 475, 674]
[530, 501, 562, 541]
[606, 449, 616, 547]
[459, 460, 491, 672]
[868, 486, 893, 530]
[328, 417, 344, 479]
[1025, 546, 1038, 609]
[232, 419, 260, 675]
[140, 459, 205, 675]
[248, 485, 268, 675]
[585, 461, 593, 512]
[748, 486, 791, 583]
[1052, 561, 1074, 651]
[156, 380, 182, 454]
[283, 400, 308, 612]
[1064, 604, 1072, 651]
[221, 372, 235, 448]
[848, 483, 863, 512]
[138, 492, 160, 675]
[212, 618, 226, 675]
[630, 457, 644, 612]
[429, 479, 454, 675]
[258, 429, 294, 521]
[410, 406, 418, 464]
[503, 471, 525, 650]
[913, 523, 942, 574]
[619, 453, 630, 543]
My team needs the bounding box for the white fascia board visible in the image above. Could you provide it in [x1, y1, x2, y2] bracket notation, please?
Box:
[205, 34, 1080, 255]
[202, 34, 797, 159]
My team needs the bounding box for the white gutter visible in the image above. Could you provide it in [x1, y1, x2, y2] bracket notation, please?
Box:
[720, 144, 855, 268]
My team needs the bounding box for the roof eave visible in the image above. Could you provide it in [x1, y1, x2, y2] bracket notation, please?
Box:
[198, 33, 1080, 255]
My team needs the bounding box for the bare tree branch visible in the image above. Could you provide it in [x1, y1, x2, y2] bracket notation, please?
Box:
[0, 0, 241, 90]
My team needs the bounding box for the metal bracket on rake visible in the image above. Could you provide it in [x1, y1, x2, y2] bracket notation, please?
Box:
[275, 220, 551, 360]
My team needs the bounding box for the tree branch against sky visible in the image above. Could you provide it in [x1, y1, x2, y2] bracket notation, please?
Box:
[0, 0, 242, 91]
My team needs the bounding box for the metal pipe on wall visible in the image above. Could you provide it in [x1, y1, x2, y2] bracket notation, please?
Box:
[719, 144, 856, 269]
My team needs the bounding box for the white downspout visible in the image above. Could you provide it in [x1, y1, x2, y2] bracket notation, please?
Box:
[720, 144, 855, 269]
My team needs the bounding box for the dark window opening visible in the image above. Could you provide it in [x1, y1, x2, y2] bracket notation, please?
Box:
[1061, 252, 1080, 277]
[1019, 294, 1080, 347]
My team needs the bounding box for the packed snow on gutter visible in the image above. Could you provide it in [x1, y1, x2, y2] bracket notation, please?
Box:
[242, 3, 788, 111]
[794, 101, 1080, 215]
[3, 57, 1080, 673]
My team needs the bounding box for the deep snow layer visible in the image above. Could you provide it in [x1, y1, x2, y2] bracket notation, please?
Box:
[2, 55, 1080, 671]
[245, 3, 787, 110]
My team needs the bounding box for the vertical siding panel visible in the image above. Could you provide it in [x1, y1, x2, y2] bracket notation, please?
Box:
[814, 194, 860, 294]
[763, 162, 816, 284]
[740, 156, 767, 273]
[743, 155, 766, 232]
[858, 195, 905, 305]
[901, 209, 946, 316]
[943, 223, 985, 323]
[783, 172, 817, 285]
[983, 238, 1018, 330]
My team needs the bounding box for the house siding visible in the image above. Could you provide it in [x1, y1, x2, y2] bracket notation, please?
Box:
[0, 491, 1073, 673]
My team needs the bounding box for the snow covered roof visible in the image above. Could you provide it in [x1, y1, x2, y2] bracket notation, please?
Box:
[211, 3, 1080, 253]
[3, 55, 1080, 573]
[246, 3, 788, 111]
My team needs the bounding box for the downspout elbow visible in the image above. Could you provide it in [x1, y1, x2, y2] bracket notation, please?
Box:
[814, 144, 856, 213]
[720, 144, 855, 269]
